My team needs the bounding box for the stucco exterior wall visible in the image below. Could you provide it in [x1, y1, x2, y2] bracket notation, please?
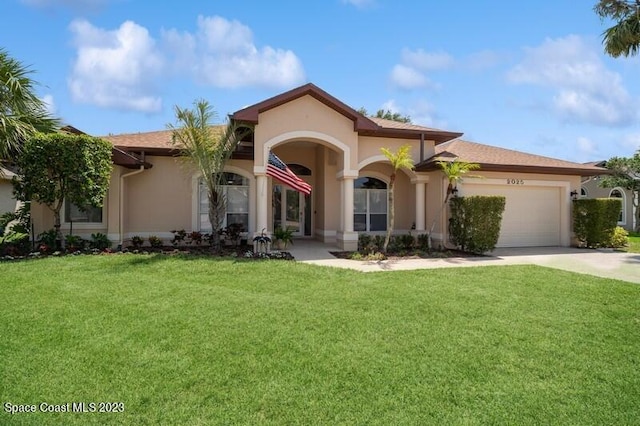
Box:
[254, 95, 359, 172]
[0, 180, 17, 216]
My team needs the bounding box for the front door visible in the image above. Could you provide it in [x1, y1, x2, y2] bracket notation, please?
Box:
[273, 185, 311, 236]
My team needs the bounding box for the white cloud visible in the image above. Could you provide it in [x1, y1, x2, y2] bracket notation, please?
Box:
[379, 99, 445, 129]
[576, 136, 598, 160]
[507, 35, 637, 127]
[390, 65, 429, 90]
[163, 15, 305, 89]
[68, 19, 163, 112]
[401, 48, 454, 71]
[390, 48, 452, 90]
[41, 94, 56, 115]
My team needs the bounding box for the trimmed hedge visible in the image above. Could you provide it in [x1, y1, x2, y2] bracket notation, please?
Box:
[573, 198, 622, 248]
[449, 196, 506, 254]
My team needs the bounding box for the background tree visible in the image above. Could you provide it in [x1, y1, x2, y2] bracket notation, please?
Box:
[594, 0, 640, 57]
[0, 48, 59, 164]
[599, 152, 640, 231]
[169, 100, 251, 251]
[380, 144, 414, 252]
[428, 159, 481, 249]
[12, 132, 112, 246]
[357, 107, 412, 123]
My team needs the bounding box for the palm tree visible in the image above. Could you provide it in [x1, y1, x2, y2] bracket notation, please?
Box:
[380, 144, 414, 252]
[168, 99, 251, 251]
[0, 48, 59, 163]
[594, 0, 640, 57]
[428, 159, 481, 249]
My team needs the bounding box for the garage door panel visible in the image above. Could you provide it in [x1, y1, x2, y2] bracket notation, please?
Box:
[462, 185, 560, 247]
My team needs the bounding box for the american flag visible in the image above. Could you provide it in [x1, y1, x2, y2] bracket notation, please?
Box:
[267, 151, 312, 195]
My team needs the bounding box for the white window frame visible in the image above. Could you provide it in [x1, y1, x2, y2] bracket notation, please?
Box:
[195, 168, 253, 234]
[354, 175, 388, 233]
[609, 187, 626, 226]
[61, 199, 107, 230]
[580, 187, 588, 199]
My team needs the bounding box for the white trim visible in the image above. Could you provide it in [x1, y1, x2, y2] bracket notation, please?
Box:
[191, 167, 255, 234]
[358, 154, 417, 180]
[263, 130, 355, 177]
[609, 187, 626, 226]
[354, 175, 389, 233]
[61, 199, 107, 230]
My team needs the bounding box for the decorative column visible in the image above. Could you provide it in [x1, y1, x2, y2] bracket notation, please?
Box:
[414, 180, 427, 232]
[255, 173, 268, 236]
[337, 173, 358, 251]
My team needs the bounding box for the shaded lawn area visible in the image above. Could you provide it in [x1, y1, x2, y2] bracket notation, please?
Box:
[1, 255, 639, 425]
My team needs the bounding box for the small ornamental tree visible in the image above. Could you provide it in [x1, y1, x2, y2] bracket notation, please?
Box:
[380, 144, 414, 252]
[12, 132, 113, 247]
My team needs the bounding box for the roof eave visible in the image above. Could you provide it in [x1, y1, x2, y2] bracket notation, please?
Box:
[416, 161, 611, 176]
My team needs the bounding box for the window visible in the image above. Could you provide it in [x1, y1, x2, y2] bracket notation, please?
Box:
[609, 188, 626, 225]
[64, 202, 103, 223]
[200, 172, 249, 232]
[580, 187, 588, 198]
[354, 177, 387, 232]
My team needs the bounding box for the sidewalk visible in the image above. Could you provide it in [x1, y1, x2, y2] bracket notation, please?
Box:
[289, 241, 640, 283]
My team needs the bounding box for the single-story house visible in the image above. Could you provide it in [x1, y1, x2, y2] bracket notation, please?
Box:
[581, 161, 637, 232]
[30, 83, 609, 250]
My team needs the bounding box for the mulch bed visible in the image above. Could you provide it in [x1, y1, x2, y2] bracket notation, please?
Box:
[330, 249, 482, 260]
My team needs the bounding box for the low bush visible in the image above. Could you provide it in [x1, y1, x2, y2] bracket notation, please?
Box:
[64, 235, 86, 253]
[90, 232, 112, 251]
[130, 235, 144, 249]
[148, 235, 163, 248]
[608, 226, 629, 248]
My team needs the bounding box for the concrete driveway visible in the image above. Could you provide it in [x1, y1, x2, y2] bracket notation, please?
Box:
[292, 242, 640, 283]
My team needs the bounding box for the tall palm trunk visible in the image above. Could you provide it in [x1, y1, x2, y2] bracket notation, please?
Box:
[383, 173, 396, 252]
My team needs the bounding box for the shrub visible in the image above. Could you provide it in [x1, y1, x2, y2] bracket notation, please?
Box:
[188, 231, 203, 245]
[148, 235, 163, 248]
[608, 226, 629, 248]
[449, 196, 506, 254]
[358, 233, 373, 252]
[416, 233, 429, 251]
[64, 235, 86, 252]
[130, 235, 144, 249]
[0, 230, 30, 256]
[37, 229, 58, 253]
[573, 198, 621, 248]
[393, 234, 415, 252]
[171, 229, 187, 246]
[90, 232, 112, 251]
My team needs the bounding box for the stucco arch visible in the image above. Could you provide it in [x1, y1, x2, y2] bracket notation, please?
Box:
[358, 154, 418, 180]
[261, 130, 357, 177]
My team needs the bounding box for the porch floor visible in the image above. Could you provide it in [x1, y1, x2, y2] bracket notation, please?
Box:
[285, 239, 340, 261]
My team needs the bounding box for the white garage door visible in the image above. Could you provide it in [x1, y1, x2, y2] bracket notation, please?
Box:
[462, 184, 561, 247]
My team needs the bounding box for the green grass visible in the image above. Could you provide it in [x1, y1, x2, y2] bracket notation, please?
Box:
[1, 255, 639, 425]
[626, 232, 640, 253]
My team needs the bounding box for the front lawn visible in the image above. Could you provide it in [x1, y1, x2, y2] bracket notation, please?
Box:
[626, 232, 640, 253]
[1, 255, 639, 424]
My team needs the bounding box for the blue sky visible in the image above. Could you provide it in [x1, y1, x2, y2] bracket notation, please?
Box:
[4, 0, 640, 163]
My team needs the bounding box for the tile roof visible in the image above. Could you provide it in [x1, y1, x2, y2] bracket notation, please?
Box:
[416, 139, 610, 176]
[102, 129, 176, 150]
[368, 117, 447, 133]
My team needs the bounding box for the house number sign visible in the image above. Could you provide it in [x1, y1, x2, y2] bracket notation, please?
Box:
[507, 178, 524, 185]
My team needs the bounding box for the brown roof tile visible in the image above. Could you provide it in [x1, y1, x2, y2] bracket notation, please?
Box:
[416, 139, 610, 176]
